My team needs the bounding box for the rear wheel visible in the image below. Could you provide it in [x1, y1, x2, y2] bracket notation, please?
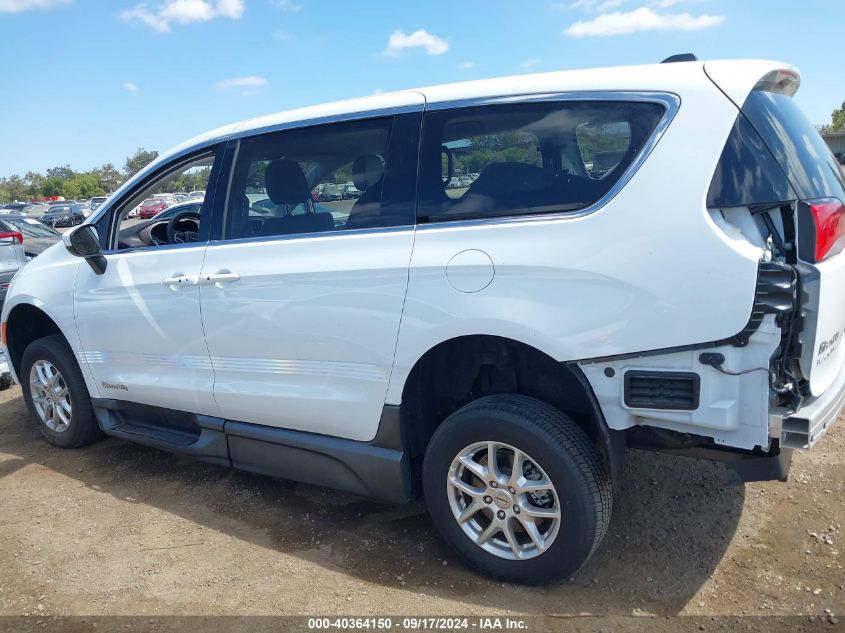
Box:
[20, 334, 102, 448]
[423, 394, 612, 584]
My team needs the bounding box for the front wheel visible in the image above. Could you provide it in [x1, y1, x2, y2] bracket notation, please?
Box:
[423, 394, 612, 584]
[20, 334, 102, 448]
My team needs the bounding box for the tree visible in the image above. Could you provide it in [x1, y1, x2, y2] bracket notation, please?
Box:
[62, 179, 82, 200]
[124, 148, 159, 179]
[2, 175, 28, 201]
[94, 163, 123, 193]
[24, 171, 45, 198]
[831, 101, 845, 132]
[42, 177, 64, 197]
[0, 176, 27, 203]
[46, 164, 75, 181]
[61, 174, 104, 200]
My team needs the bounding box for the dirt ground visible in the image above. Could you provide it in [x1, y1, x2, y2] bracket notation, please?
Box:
[0, 383, 843, 626]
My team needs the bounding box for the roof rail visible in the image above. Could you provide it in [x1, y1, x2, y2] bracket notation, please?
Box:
[661, 53, 698, 64]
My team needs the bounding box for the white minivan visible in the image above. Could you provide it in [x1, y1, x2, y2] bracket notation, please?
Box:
[3, 58, 845, 583]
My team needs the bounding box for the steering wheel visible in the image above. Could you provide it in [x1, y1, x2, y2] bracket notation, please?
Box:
[167, 210, 201, 244]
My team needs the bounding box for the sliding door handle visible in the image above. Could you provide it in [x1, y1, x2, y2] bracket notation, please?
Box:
[202, 272, 240, 286]
[162, 273, 199, 287]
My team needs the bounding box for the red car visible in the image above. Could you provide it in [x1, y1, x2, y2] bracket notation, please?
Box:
[138, 198, 168, 219]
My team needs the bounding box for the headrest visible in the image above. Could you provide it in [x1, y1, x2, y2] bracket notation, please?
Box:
[352, 154, 385, 192]
[265, 159, 310, 205]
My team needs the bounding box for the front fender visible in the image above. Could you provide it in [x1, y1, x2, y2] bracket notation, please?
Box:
[1, 249, 98, 397]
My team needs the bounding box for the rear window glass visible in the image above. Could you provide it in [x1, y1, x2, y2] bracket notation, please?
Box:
[710, 90, 845, 209]
[418, 101, 665, 222]
[707, 116, 795, 208]
[743, 91, 845, 201]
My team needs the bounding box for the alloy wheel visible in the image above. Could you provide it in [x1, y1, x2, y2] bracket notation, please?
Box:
[446, 441, 561, 560]
[29, 360, 72, 433]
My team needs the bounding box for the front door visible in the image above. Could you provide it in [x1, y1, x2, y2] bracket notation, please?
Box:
[200, 111, 422, 441]
[74, 150, 222, 416]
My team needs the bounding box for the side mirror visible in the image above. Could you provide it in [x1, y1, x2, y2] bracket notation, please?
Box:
[63, 225, 107, 275]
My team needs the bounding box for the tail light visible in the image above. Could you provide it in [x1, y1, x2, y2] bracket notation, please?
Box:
[0, 231, 23, 245]
[800, 198, 845, 263]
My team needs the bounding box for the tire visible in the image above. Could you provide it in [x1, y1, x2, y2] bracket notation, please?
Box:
[20, 334, 102, 449]
[423, 394, 612, 584]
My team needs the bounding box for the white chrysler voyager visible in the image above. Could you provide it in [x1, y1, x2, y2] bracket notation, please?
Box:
[3, 57, 845, 583]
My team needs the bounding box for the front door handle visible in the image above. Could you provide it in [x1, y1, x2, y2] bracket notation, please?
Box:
[202, 272, 241, 286]
[162, 273, 199, 287]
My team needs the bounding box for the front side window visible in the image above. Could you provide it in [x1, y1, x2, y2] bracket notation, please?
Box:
[419, 100, 665, 222]
[112, 152, 218, 250]
[225, 117, 399, 240]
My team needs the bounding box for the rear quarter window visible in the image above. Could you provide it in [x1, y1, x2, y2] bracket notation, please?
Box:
[418, 100, 666, 222]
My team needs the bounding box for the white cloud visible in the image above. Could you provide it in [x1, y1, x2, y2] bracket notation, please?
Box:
[123, 82, 139, 92]
[268, 0, 300, 10]
[383, 29, 448, 57]
[216, 0, 244, 16]
[650, 0, 683, 6]
[520, 58, 542, 69]
[122, 0, 244, 32]
[457, 61, 475, 70]
[121, 6, 169, 31]
[215, 75, 268, 91]
[0, 0, 69, 12]
[564, 7, 724, 37]
[557, 0, 627, 11]
[557, 0, 692, 12]
[160, 0, 214, 22]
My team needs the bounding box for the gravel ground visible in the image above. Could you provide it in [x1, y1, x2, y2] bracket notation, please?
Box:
[0, 384, 843, 628]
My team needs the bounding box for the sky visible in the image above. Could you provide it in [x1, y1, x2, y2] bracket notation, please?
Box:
[0, 0, 843, 177]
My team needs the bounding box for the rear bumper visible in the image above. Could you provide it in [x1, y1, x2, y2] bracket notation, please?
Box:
[771, 358, 845, 449]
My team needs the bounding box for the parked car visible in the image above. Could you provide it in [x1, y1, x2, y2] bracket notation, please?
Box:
[90, 196, 109, 212]
[138, 198, 169, 220]
[0, 216, 61, 260]
[24, 204, 49, 219]
[320, 184, 343, 201]
[150, 193, 176, 207]
[341, 183, 361, 199]
[0, 224, 25, 309]
[39, 204, 85, 228]
[187, 190, 205, 201]
[149, 200, 203, 221]
[1, 203, 32, 215]
[4, 59, 845, 585]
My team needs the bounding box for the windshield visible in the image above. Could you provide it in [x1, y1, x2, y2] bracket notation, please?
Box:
[141, 199, 161, 206]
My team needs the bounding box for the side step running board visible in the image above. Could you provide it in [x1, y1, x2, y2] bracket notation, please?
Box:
[92, 399, 230, 467]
